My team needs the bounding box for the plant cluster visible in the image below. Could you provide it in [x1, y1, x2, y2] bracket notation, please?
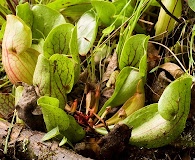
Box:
[0, 0, 195, 157]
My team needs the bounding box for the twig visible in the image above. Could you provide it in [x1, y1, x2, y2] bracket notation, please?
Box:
[93, 112, 110, 133]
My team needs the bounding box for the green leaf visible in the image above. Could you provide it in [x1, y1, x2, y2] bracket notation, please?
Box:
[37, 95, 60, 107]
[33, 54, 51, 96]
[158, 74, 192, 121]
[70, 26, 79, 59]
[47, 0, 91, 11]
[62, 115, 86, 143]
[105, 79, 145, 125]
[59, 136, 68, 146]
[61, 3, 92, 19]
[139, 52, 147, 78]
[98, 67, 143, 116]
[150, 0, 161, 7]
[0, 93, 15, 119]
[31, 4, 66, 39]
[119, 34, 149, 70]
[123, 103, 158, 131]
[116, 0, 151, 57]
[43, 23, 80, 83]
[38, 96, 70, 133]
[139, 35, 149, 77]
[43, 23, 74, 58]
[77, 10, 98, 56]
[188, 0, 195, 12]
[113, 0, 134, 16]
[50, 54, 75, 94]
[33, 54, 75, 108]
[122, 74, 192, 148]
[16, 2, 33, 28]
[41, 126, 60, 142]
[91, 0, 116, 25]
[69, 26, 81, 83]
[38, 96, 85, 143]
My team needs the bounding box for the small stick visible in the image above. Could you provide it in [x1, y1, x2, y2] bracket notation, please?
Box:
[93, 112, 110, 133]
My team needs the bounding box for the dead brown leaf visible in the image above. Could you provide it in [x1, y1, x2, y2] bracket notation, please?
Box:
[102, 52, 118, 83]
[147, 42, 160, 72]
[159, 62, 184, 79]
